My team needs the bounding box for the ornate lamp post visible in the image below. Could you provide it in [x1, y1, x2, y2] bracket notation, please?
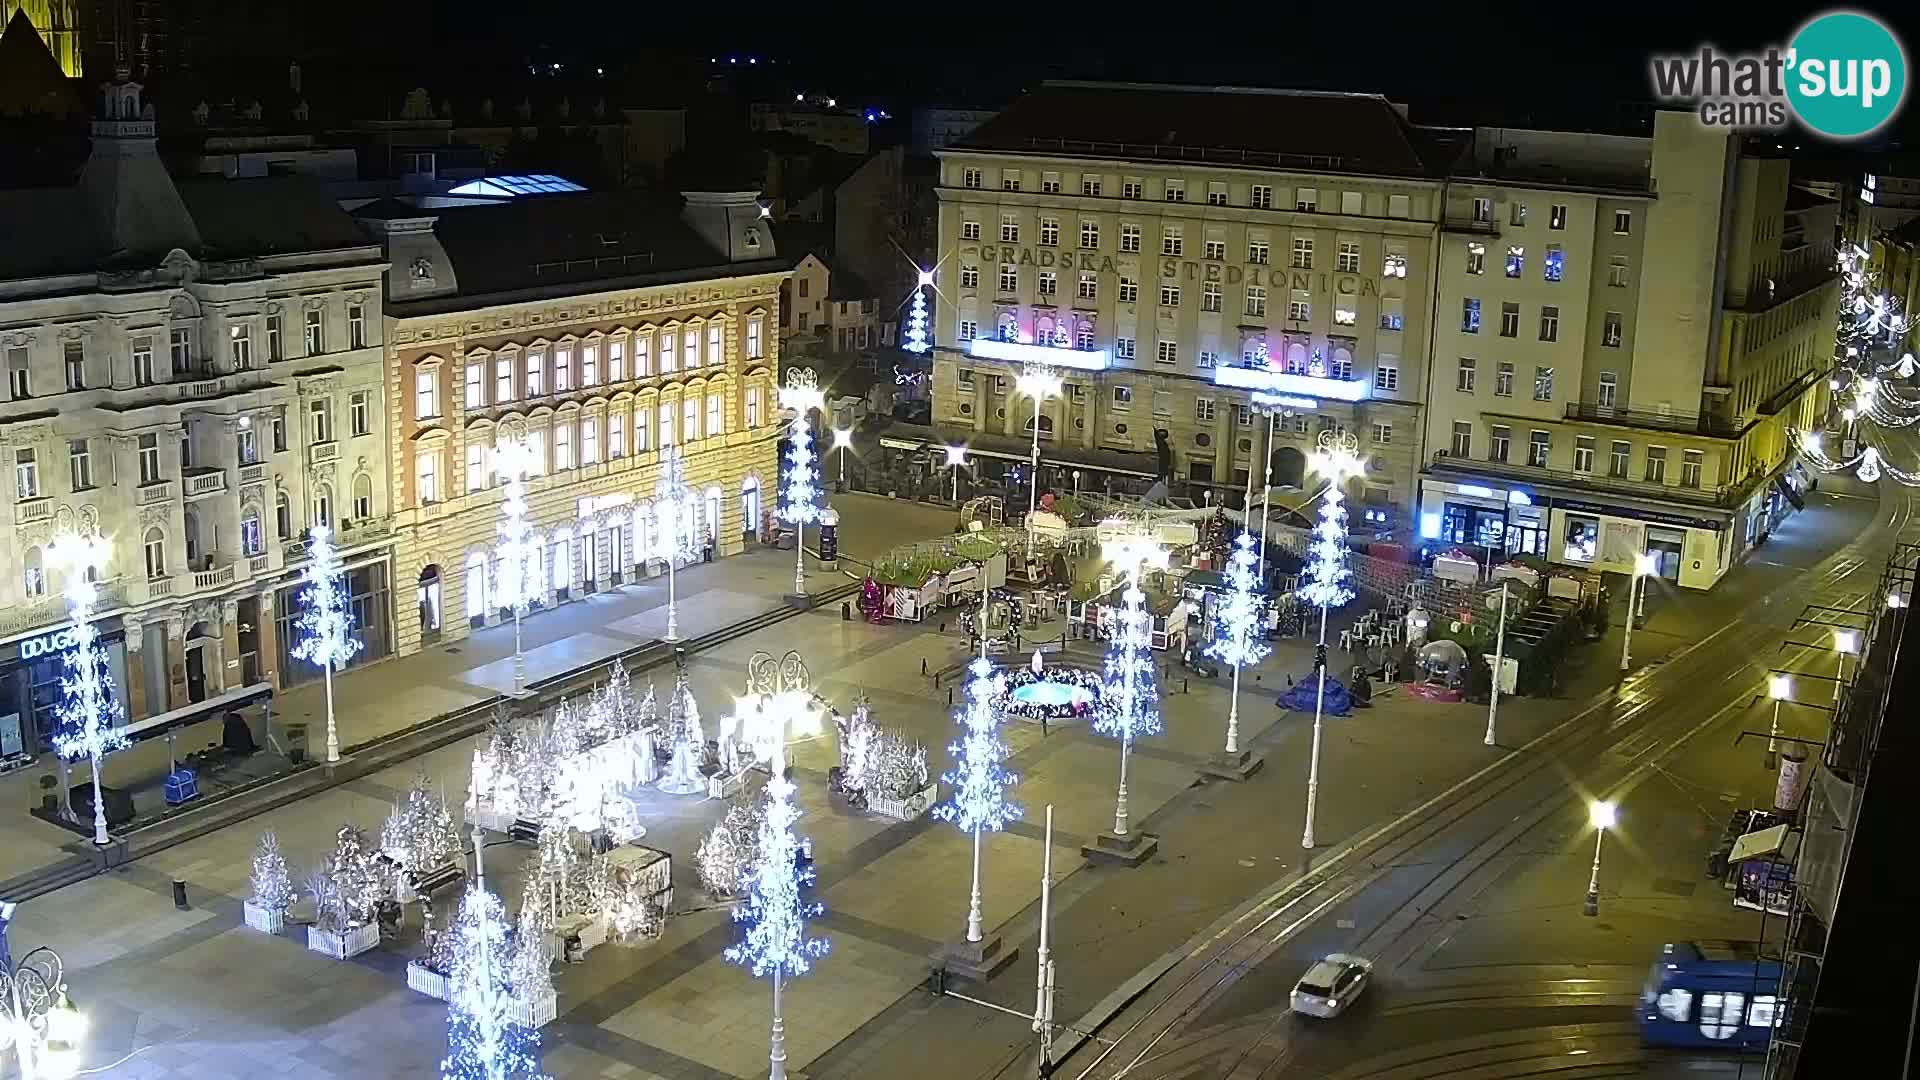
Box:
[49, 532, 126, 846]
[1300, 430, 1364, 851]
[652, 444, 701, 642]
[1096, 525, 1169, 844]
[1618, 552, 1658, 673]
[492, 433, 541, 692]
[291, 523, 361, 762]
[1248, 392, 1298, 579]
[831, 427, 854, 490]
[778, 369, 826, 601]
[944, 444, 968, 503]
[1014, 363, 1063, 561]
[1583, 800, 1617, 916]
[0, 945, 85, 1079]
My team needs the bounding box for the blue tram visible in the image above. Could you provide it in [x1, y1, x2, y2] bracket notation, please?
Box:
[1639, 940, 1782, 1051]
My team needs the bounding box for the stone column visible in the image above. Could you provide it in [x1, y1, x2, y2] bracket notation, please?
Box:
[219, 598, 242, 696]
[255, 588, 281, 689]
[122, 615, 149, 722]
[166, 618, 189, 708]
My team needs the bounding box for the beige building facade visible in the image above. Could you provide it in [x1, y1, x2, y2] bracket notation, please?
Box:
[357, 189, 787, 660]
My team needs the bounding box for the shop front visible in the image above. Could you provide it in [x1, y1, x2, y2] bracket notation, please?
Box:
[274, 559, 394, 688]
[0, 619, 131, 762]
[1419, 479, 1548, 558]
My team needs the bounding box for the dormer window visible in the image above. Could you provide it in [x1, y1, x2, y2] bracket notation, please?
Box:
[744, 227, 761, 250]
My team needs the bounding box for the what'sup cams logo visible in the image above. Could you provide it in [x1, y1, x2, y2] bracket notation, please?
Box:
[1650, 10, 1908, 139]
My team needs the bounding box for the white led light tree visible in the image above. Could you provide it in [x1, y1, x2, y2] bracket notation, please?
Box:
[903, 269, 933, 355]
[440, 884, 547, 1080]
[1204, 531, 1271, 759]
[777, 368, 826, 599]
[723, 695, 828, 1080]
[652, 444, 701, 642]
[493, 436, 542, 694]
[51, 531, 127, 846]
[291, 524, 362, 762]
[933, 599, 1020, 944]
[1095, 527, 1168, 843]
[1299, 430, 1364, 850]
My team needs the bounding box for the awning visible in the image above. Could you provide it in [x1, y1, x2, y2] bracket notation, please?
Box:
[1729, 823, 1795, 863]
[114, 681, 273, 745]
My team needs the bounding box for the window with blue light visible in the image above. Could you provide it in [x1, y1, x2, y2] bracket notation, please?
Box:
[1544, 246, 1565, 282]
[1505, 246, 1525, 278]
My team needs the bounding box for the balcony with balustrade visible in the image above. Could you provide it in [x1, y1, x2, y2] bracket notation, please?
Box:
[1562, 401, 1746, 440]
[182, 467, 229, 500]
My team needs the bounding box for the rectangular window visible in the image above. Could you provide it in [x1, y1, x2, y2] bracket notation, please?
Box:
[1490, 425, 1511, 462]
[1337, 242, 1360, 273]
[1682, 449, 1703, 488]
[266, 315, 283, 361]
[527, 430, 545, 474]
[1506, 245, 1525, 278]
[1528, 430, 1550, 467]
[1341, 190, 1363, 215]
[1118, 277, 1139, 304]
[310, 398, 332, 443]
[228, 325, 252, 369]
[746, 318, 764, 359]
[1603, 312, 1623, 347]
[237, 428, 257, 465]
[1112, 386, 1133, 408]
[415, 368, 439, 419]
[1195, 281, 1217, 311]
[682, 329, 700, 369]
[1195, 398, 1216, 422]
[1462, 298, 1482, 333]
[1041, 172, 1061, 194]
[1495, 361, 1514, 397]
[1077, 324, 1096, 351]
[1001, 214, 1019, 243]
[1291, 237, 1313, 269]
[1534, 365, 1555, 401]
[707, 393, 724, 437]
[351, 390, 370, 436]
[1250, 184, 1273, 209]
[999, 264, 1019, 292]
[961, 220, 981, 241]
[1162, 225, 1183, 256]
[1333, 303, 1356, 326]
[1123, 178, 1143, 199]
[1115, 336, 1135, 360]
[963, 167, 982, 189]
[635, 406, 650, 451]
[608, 339, 624, 381]
[1539, 306, 1560, 342]
[960, 265, 978, 289]
[1378, 298, 1404, 332]
[1081, 176, 1102, 197]
[958, 319, 978, 342]
[348, 303, 367, 348]
[466, 444, 488, 493]
[1374, 359, 1399, 392]
[1608, 256, 1630, 287]
[1040, 217, 1059, 246]
[1160, 284, 1181, 307]
[1204, 239, 1225, 261]
[683, 397, 700, 442]
[1549, 204, 1567, 230]
[169, 328, 193, 374]
[1544, 245, 1565, 282]
[1206, 182, 1227, 206]
[13, 449, 37, 499]
[527, 348, 547, 392]
[1002, 173, 1020, 192]
[555, 422, 574, 469]
[1163, 179, 1185, 202]
[1457, 357, 1477, 393]
[1080, 220, 1099, 249]
[1152, 390, 1172, 417]
[68, 439, 91, 491]
[465, 362, 485, 408]
[1295, 188, 1317, 212]
[660, 332, 678, 374]
[271, 407, 287, 453]
[1645, 445, 1667, 483]
[304, 309, 324, 354]
[138, 433, 160, 483]
[5, 347, 28, 400]
[1609, 440, 1631, 478]
[1510, 200, 1528, 226]
[1500, 302, 1520, 337]
[1574, 436, 1595, 472]
[1120, 224, 1141, 253]
[1472, 197, 1493, 223]
[496, 356, 515, 401]
[1451, 421, 1472, 457]
[582, 343, 600, 386]
[1245, 286, 1267, 317]
[609, 412, 626, 458]
[1388, 193, 1410, 218]
[1156, 340, 1178, 365]
[1248, 240, 1270, 265]
[1234, 403, 1252, 426]
[581, 415, 599, 463]
[1598, 371, 1618, 407]
[1371, 422, 1393, 445]
[1039, 271, 1057, 296]
[1613, 209, 1632, 234]
[630, 334, 652, 377]
[417, 450, 440, 502]
[1288, 293, 1311, 322]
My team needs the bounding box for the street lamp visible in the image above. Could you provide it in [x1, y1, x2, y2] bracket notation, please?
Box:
[1015, 363, 1063, 561]
[48, 533, 125, 846]
[1248, 393, 1297, 579]
[1583, 800, 1616, 916]
[493, 434, 541, 684]
[1485, 581, 1510, 747]
[1619, 552, 1658, 673]
[1097, 527, 1170, 840]
[945, 444, 968, 503]
[831, 427, 854, 490]
[0, 945, 84, 1079]
[778, 369, 827, 600]
[1300, 431, 1365, 850]
[1833, 629, 1859, 708]
[1766, 674, 1792, 770]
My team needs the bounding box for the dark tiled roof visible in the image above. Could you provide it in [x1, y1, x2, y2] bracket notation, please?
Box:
[408, 191, 783, 305]
[952, 81, 1447, 178]
[176, 176, 374, 257]
[0, 186, 96, 277]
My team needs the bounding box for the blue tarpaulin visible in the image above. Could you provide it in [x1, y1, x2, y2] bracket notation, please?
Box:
[1276, 674, 1352, 716]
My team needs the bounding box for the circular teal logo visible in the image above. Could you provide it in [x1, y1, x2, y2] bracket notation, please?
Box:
[1787, 11, 1908, 139]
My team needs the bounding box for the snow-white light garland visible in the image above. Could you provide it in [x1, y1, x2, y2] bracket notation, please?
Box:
[291, 524, 362, 762]
[903, 269, 933, 355]
[441, 885, 547, 1080]
[1204, 531, 1271, 755]
[1299, 433, 1363, 609]
[778, 370, 826, 599]
[723, 768, 827, 1080]
[51, 531, 127, 845]
[495, 436, 542, 692]
[934, 643, 1020, 942]
[1095, 526, 1168, 839]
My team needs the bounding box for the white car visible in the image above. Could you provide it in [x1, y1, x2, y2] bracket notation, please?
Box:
[1290, 954, 1373, 1018]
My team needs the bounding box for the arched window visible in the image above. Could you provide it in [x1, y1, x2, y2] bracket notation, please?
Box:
[312, 483, 333, 529]
[1024, 412, 1056, 439]
[275, 489, 292, 540]
[417, 564, 442, 634]
[22, 546, 44, 598]
[241, 506, 264, 556]
[1285, 341, 1309, 374]
[144, 527, 167, 579]
[740, 477, 761, 541]
[184, 508, 203, 565]
[998, 312, 1020, 342]
[353, 473, 374, 520]
[705, 487, 723, 547]
[465, 550, 488, 621]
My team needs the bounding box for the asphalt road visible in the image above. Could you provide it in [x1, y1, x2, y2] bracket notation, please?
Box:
[1062, 484, 1910, 1080]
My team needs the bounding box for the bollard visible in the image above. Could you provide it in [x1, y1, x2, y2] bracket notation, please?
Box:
[173, 879, 189, 910]
[842, 601, 852, 621]
[1183, 678, 1190, 694]
[922, 658, 929, 676]
[947, 688, 954, 706]
[939, 620, 947, 633]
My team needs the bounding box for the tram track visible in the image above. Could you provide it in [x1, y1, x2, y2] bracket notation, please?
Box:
[1067, 488, 1914, 1080]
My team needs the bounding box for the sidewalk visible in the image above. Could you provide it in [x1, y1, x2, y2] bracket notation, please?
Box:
[0, 493, 957, 883]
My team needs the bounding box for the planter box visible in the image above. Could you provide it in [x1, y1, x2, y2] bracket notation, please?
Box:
[406, 960, 450, 1001]
[868, 782, 938, 822]
[242, 900, 285, 936]
[509, 987, 558, 1029]
[307, 922, 380, 960]
[706, 770, 748, 801]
